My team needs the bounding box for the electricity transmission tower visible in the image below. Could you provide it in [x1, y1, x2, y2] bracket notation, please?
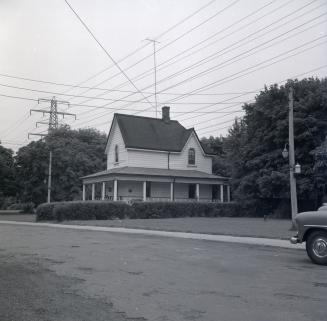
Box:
[28, 96, 76, 203]
[145, 38, 160, 118]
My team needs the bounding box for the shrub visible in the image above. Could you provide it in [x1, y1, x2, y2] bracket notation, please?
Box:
[36, 200, 244, 221]
[36, 202, 60, 221]
[131, 202, 241, 219]
[36, 201, 134, 221]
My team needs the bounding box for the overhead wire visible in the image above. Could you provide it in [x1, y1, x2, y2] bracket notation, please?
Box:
[1, 0, 218, 141]
[72, 0, 326, 124]
[74, 30, 327, 127]
[84, 42, 327, 130]
[72, 0, 314, 110]
[68, 0, 291, 113]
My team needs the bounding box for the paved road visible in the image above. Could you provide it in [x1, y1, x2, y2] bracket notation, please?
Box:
[0, 224, 326, 321]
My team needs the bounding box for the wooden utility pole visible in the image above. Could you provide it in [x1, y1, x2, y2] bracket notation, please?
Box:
[47, 150, 52, 203]
[288, 87, 298, 228]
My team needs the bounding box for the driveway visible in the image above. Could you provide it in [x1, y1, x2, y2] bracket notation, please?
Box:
[0, 223, 326, 321]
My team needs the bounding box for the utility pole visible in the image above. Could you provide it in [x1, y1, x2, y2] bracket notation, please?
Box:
[28, 96, 76, 203]
[288, 87, 298, 228]
[48, 150, 52, 203]
[146, 38, 160, 118]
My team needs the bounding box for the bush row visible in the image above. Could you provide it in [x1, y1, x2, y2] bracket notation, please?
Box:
[36, 201, 242, 221]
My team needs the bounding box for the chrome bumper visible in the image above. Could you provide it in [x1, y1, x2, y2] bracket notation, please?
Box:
[290, 235, 300, 244]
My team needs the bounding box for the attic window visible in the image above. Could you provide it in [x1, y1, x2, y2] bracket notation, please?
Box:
[188, 148, 195, 165]
[115, 144, 119, 163]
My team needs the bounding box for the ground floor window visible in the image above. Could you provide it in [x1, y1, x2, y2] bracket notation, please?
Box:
[146, 181, 151, 198]
[212, 185, 219, 200]
[188, 184, 196, 199]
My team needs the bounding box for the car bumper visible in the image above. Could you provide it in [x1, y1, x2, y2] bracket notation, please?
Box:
[290, 235, 300, 244]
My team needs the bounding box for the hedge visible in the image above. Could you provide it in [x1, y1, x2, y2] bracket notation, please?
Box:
[131, 202, 241, 219]
[36, 202, 61, 221]
[36, 200, 242, 221]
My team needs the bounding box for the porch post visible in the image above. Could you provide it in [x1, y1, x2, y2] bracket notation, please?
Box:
[220, 184, 224, 203]
[91, 183, 95, 201]
[196, 183, 200, 201]
[170, 182, 174, 202]
[143, 181, 147, 202]
[113, 180, 118, 201]
[227, 185, 231, 202]
[82, 184, 86, 201]
[101, 182, 106, 200]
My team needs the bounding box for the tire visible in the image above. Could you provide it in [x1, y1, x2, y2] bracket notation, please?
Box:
[306, 230, 327, 266]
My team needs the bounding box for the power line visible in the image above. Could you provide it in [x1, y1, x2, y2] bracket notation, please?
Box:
[60, 0, 241, 116]
[72, 2, 326, 123]
[73, 0, 241, 100]
[38, 0, 218, 102]
[64, 0, 155, 110]
[0, 82, 253, 105]
[83, 61, 327, 131]
[195, 64, 327, 136]
[69, 0, 285, 110]
[0, 93, 244, 113]
[76, 0, 308, 105]
[110, 0, 288, 91]
[0, 0, 218, 130]
[0, 72, 258, 96]
[173, 40, 327, 124]
[152, 9, 327, 91]
[75, 34, 327, 127]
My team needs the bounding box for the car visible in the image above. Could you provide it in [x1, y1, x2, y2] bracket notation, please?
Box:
[290, 207, 327, 265]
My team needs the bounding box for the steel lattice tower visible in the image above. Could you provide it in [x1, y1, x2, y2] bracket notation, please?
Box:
[49, 97, 59, 130]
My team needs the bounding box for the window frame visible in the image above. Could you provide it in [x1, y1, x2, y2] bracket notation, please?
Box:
[188, 148, 195, 165]
[146, 181, 151, 198]
[114, 144, 119, 163]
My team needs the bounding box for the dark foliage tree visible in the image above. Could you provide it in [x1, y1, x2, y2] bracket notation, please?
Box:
[15, 126, 107, 205]
[0, 143, 16, 201]
[201, 135, 229, 177]
[223, 78, 327, 216]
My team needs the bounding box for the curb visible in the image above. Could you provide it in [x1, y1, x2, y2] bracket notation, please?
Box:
[0, 220, 304, 250]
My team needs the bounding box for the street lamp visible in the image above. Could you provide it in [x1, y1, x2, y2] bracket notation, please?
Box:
[282, 144, 289, 159]
[282, 144, 301, 174]
[294, 163, 301, 174]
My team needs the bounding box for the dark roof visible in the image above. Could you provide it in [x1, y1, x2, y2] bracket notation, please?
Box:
[82, 166, 228, 181]
[112, 113, 214, 155]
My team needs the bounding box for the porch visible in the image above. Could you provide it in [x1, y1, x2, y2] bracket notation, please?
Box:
[81, 167, 231, 203]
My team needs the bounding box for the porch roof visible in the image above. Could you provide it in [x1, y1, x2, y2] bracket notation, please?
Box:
[82, 166, 229, 182]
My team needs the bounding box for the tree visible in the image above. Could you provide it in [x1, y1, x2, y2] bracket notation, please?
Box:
[224, 78, 327, 216]
[0, 142, 16, 201]
[15, 126, 107, 205]
[201, 135, 229, 176]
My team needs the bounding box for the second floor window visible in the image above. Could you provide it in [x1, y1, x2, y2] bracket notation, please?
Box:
[115, 145, 119, 163]
[188, 148, 195, 165]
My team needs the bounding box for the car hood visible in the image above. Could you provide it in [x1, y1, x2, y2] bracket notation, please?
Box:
[295, 211, 327, 227]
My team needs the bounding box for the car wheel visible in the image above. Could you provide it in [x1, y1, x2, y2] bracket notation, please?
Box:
[306, 231, 327, 266]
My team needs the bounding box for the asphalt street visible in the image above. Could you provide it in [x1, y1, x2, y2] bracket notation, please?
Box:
[0, 223, 326, 321]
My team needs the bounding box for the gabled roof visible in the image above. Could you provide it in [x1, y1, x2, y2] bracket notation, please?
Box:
[110, 113, 214, 155]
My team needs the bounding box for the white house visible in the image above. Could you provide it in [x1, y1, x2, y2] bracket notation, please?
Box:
[82, 106, 230, 202]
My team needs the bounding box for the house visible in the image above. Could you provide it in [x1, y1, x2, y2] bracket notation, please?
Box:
[81, 106, 230, 202]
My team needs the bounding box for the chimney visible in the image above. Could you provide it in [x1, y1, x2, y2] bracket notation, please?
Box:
[162, 106, 170, 123]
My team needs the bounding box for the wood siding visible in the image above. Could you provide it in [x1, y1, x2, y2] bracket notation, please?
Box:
[106, 121, 212, 173]
[106, 119, 128, 170]
[169, 133, 212, 173]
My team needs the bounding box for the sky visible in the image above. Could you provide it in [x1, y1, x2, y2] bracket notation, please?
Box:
[0, 0, 326, 151]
